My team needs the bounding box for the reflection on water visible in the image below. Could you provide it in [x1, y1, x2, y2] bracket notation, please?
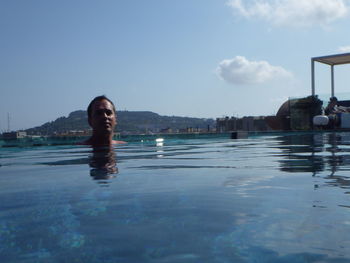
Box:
[276, 133, 325, 174]
[277, 133, 350, 175]
[89, 146, 118, 183]
[27, 145, 119, 185]
[276, 132, 350, 194]
[3, 134, 350, 262]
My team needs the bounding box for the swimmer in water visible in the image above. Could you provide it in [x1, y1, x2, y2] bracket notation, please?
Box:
[79, 95, 125, 146]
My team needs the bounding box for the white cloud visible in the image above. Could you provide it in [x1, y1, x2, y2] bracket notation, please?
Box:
[227, 0, 348, 28]
[216, 56, 292, 85]
[338, 46, 350, 52]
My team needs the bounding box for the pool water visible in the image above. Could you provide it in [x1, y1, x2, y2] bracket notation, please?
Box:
[1, 133, 350, 262]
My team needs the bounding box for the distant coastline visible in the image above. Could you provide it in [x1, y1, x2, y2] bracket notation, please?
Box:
[23, 110, 216, 136]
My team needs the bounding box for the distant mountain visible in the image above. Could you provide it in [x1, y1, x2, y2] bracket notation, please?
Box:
[25, 110, 215, 135]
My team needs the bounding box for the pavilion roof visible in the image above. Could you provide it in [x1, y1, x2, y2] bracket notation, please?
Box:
[312, 53, 350, 66]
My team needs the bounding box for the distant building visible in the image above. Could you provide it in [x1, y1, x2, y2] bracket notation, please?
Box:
[216, 117, 236, 132]
[1, 131, 27, 139]
[67, 130, 90, 136]
[54, 130, 91, 136]
[216, 116, 272, 132]
[160, 127, 172, 133]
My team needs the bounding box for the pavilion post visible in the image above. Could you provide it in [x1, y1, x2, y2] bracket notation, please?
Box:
[311, 59, 315, 96]
[331, 65, 335, 97]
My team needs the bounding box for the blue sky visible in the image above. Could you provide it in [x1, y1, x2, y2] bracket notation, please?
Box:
[2, 0, 350, 131]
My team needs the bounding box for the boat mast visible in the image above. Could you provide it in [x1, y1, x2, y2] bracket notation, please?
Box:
[7, 112, 10, 132]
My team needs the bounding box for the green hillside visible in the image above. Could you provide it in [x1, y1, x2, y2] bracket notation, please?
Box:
[25, 110, 215, 135]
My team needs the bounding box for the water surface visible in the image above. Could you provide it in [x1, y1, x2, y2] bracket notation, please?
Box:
[1, 133, 350, 262]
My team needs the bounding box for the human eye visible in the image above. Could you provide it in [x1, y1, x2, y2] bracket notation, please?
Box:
[96, 109, 104, 115]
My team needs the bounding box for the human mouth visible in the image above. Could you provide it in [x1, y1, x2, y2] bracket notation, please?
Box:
[102, 122, 111, 127]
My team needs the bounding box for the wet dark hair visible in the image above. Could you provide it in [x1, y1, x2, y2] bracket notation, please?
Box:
[87, 95, 116, 119]
[330, 96, 338, 102]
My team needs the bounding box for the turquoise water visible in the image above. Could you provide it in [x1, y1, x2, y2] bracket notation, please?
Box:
[1, 133, 350, 262]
